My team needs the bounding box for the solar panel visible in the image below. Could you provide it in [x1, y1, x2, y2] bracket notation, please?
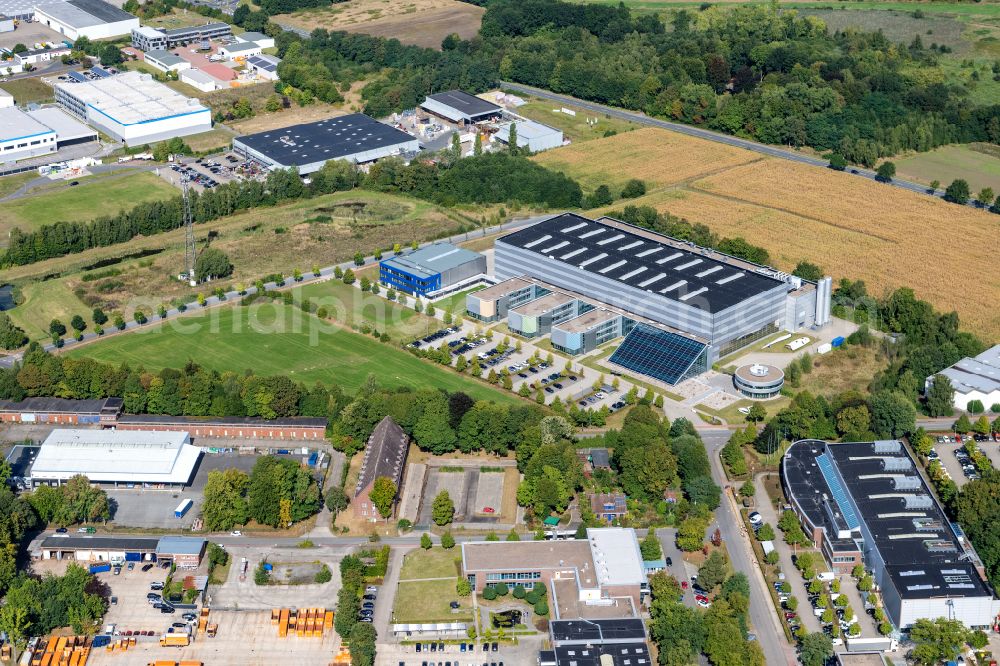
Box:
[608, 324, 707, 385]
[817, 452, 861, 529]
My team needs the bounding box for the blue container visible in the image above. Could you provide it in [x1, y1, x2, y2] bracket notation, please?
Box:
[831, 336, 845, 347]
[89, 563, 111, 574]
[308, 451, 318, 466]
[125, 552, 141, 562]
[276, 449, 290, 455]
[263, 563, 273, 571]
[91, 636, 110, 648]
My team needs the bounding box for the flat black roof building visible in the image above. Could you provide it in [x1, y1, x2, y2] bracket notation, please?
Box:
[117, 414, 327, 428]
[232, 113, 420, 175]
[499, 213, 783, 314]
[41, 535, 160, 551]
[0, 396, 122, 415]
[783, 439, 1000, 629]
[546, 619, 650, 666]
[421, 90, 502, 123]
[550, 619, 646, 645]
[66, 0, 135, 22]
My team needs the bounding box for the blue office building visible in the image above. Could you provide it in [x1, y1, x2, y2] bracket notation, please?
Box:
[380, 242, 486, 297]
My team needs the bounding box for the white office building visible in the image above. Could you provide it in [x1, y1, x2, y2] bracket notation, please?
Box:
[0, 106, 57, 161]
[56, 71, 211, 146]
[927, 344, 1000, 412]
[143, 49, 190, 73]
[494, 118, 563, 153]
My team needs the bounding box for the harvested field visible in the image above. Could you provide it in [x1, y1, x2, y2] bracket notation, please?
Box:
[689, 160, 1000, 338]
[275, 0, 484, 49]
[532, 127, 762, 191]
[540, 129, 1000, 339]
[894, 143, 1000, 194]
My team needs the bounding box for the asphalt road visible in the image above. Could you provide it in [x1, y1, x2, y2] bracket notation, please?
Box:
[701, 427, 796, 665]
[499, 81, 972, 205]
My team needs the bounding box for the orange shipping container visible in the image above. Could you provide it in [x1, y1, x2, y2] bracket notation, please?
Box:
[180, 661, 203, 666]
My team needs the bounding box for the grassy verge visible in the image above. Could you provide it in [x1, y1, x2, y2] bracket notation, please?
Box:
[398, 547, 461, 581]
[394, 579, 472, 623]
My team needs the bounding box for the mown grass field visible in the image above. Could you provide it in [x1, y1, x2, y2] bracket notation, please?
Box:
[0, 78, 53, 104]
[2, 172, 178, 238]
[4, 280, 84, 342]
[66, 304, 520, 401]
[536, 127, 1000, 340]
[398, 547, 461, 581]
[895, 143, 1000, 193]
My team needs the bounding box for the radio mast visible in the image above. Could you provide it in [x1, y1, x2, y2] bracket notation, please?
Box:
[182, 178, 195, 286]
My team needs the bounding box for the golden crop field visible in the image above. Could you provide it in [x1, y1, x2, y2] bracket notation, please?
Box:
[536, 130, 1000, 340]
[532, 127, 762, 190]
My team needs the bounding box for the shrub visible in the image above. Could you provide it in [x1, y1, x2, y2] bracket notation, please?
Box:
[534, 599, 549, 616]
[483, 586, 497, 601]
[315, 565, 332, 583]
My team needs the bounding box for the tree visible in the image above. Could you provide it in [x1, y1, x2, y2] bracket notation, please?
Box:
[827, 153, 847, 171]
[348, 622, 377, 666]
[325, 487, 349, 516]
[420, 533, 432, 549]
[195, 248, 233, 282]
[739, 480, 755, 498]
[799, 632, 833, 666]
[507, 123, 517, 153]
[640, 530, 662, 560]
[747, 403, 767, 422]
[875, 161, 895, 182]
[944, 179, 971, 204]
[432, 490, 455, 526]
[506, 528, 520, 541]
[909, 618, 972, 665]
[977, 187, 995, 208]
[49, 319, 66, 337]
[697, 550, 727, 590]
[0, 314, 27, 350]
[100, 43, 123, 66]
[0, 605, 29, 664]
[441, 531, 455, 549]
[201, 469, 249, 531]
[70, 315, 86, 332]
[756, 523, 775, 541]
[926, 374, 955, 417]
[869, 390, 915, 437]
[369, 477, 397, 519]
[342, 269, 356, 285]
[954, 413, 972, 433]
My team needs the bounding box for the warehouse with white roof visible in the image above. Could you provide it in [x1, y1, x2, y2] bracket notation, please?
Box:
[34, 0, 138, 40]
[29, 429, 201, 487]
[926, 344, 1000, 412]
[0, 106, 56, 161]
[55, 71, 211, 145]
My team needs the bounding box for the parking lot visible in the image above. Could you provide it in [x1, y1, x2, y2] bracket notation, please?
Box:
[0, 21, 64, 51]
[930, 433, 1000, 488]
[416, 467, 504, 524]
[375, 636, 543, 666]
[106, 453, 258, 528]
[410, 325, 625, 414]
[88, 610, 341, 666]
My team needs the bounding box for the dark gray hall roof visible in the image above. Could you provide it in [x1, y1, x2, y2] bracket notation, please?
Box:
[497, 213, 786, 313]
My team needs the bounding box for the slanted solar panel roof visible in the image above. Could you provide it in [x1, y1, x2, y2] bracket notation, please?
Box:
[499, 213, 784, 313]
[608, 324, 706, 385]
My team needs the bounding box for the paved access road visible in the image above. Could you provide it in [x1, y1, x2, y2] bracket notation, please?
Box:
[499, 82, 969, 205]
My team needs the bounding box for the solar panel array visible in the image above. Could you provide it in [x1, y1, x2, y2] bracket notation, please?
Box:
[500, 213, 784, 313]
[816, 452, 860, 529]
[607, 324, 706, 385]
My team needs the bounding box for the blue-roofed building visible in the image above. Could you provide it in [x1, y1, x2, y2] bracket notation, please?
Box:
[783, 439, 1000, 632]
[156, 536, 206, 568]
[380, 242, 486, 297]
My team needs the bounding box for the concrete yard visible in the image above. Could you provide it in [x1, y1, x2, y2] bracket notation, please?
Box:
[417, 467, 505, 525]
[88, 610, 342, 666]
[207, 545, 343, 610]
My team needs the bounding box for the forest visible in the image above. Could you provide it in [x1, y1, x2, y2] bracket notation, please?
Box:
[261, 0, 1000, 166]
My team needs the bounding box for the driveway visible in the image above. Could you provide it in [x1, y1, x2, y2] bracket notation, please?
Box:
[753, 473, 821, 634]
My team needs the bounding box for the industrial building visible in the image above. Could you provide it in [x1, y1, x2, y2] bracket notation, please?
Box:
[0, 396, 123, 425]
[56, 71, 211, 146]
[245, 53, 280, 81]
[34, 0, 137, 40]
[0, 106, 56, 161]
[116, 414, 328, 440]
[233, 113, 419, 176]
[218, 40, 260, 61]
[236, 30, 273, 49]
[478, 213, 833, 384]
[130, 21, 231, 51]
[0, 87, 12, 107]
[539, 619, 651, 666]
[379, 242, 486, 296]
[29, 429, 201, 487]
[462, 527, 646, 618]
[353, 416, 408, 521]
[782, 439, 1000, 630]
[494, 118, 563, 153]
[14, 44, 70, 66]
[143, 49, 190, 73]
[179, 68, 221, 92]
[733, 363, 784, 399]
[39, 535, 206, 567]
[0, 14, 13, 31]
[926, 344, 1000, 412]
[421, 90, 501, 124]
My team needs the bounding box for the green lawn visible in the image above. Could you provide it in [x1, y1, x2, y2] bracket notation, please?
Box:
[5, 280, 88, 343]
[3, 172, 178, 236]
[394, 579, 472, 623]
[66, 304, 521, 401]
[0, 78, 54, 105]
[895, 143, 1000, 194]
[432, 285, 485, 318]
[293, 280, 442, 341]
[398, 547, 462, 581]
